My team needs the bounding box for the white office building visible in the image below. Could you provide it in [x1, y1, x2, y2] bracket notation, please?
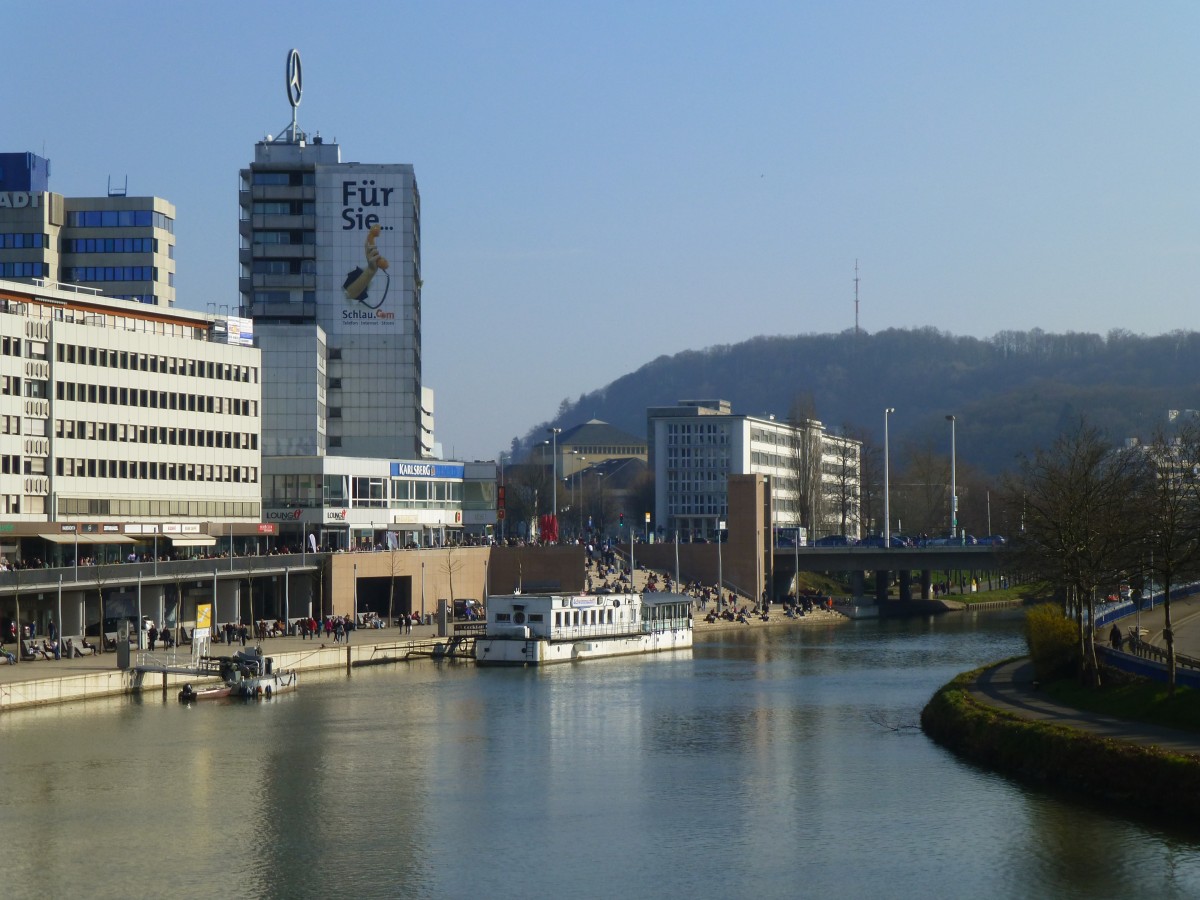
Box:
[647, 399, 862, 542]
[0, 278, 264, 562]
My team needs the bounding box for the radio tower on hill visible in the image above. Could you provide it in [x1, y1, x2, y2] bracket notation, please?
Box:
[853, 259, 860, 335]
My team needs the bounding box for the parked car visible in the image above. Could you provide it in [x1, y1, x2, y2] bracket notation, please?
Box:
[814, 534, 857, 547]
[979, 534, 1007, 546]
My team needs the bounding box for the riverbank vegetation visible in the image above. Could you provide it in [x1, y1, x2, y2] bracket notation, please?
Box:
[1001, 417, 1200, 692]
[921, 667, 1200, 821]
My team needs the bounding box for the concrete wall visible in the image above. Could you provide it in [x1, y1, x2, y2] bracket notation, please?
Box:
[486, 545, 585, 595]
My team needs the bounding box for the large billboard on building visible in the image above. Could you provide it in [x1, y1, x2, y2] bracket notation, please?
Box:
[315, 165, 411, 334]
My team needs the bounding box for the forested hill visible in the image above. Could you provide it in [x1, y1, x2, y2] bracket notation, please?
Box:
[519, 327, 1200, 476]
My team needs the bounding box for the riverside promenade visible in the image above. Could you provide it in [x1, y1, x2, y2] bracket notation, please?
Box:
[0, 591, 846, 712]
[964, 593, 1200, 759]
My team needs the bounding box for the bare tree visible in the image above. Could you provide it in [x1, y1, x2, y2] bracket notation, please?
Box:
[849, 425, 881, 536]
[895, 439, 951, 537]
[786, 395, 822, 536]
[825, 432, 861, 536]
[1005, 419, 1150, 686]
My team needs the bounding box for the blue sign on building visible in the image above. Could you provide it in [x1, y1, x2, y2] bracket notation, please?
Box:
[390, 461, 465, 479]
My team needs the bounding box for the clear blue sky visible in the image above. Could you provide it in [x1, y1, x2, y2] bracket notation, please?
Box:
[8, 2, 1198, 461]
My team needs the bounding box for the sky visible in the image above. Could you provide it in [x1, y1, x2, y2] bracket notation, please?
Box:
[7, 1, 1199, 461]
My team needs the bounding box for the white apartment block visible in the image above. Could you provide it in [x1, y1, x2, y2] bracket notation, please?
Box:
[648, 399, 861, 541]
[0, 279, 262, 537]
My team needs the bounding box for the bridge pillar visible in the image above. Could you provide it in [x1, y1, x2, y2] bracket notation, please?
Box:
[898, 570, 912, 601]
[875, 570, 888, 602]
[920, 570, 932, 600]
[851, 569, 865, 599]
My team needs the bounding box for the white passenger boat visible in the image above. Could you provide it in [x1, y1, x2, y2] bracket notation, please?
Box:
[474, 591, 693, 666]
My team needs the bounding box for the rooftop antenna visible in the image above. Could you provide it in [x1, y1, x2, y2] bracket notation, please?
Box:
[853, 259, 860, 335]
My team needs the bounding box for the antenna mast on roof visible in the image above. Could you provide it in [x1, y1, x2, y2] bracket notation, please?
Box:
[853, 259, 860, 335]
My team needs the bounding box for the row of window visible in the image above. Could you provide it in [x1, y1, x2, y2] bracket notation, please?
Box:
[50, 378, 258, 416]
[56, 342, 257, 382]
[255, 231, 315, 245]
[250, 290, 316, 305]
[252, 171, 315, 186]
[58, 498, 260, 518]
[56, 456, 258, 484]
[568, 445, 644, 455]
[66, 210, 174, 232]
[7, 297, 205, 340]
[253, 259, 316, 275]
[55, 418, 258, 450]
[68, 266, 157, 282]
[320, 477, 463, 508]
[64, 238, 157, 254]
[0, 233, 45, 249]
[555, 609, 615, 627]
[252, 201, 315, 216]
[0, 262, 48, 277]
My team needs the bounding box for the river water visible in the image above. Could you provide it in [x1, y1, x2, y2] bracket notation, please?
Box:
[3, 611, 1200, 899]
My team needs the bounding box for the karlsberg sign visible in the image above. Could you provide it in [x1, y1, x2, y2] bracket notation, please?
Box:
[390, 462, 464, 479]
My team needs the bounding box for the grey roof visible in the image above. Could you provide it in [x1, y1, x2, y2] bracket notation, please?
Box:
[558, 419, 646, 450]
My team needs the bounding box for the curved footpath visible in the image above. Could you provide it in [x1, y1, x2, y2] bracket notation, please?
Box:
[964, 591, 1200, 759]
[924, 594, 1200, 821]
[966, 658, 1200, 758]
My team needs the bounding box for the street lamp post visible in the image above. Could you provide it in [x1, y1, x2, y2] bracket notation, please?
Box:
[577, 455, 586, 538]
[946, 414, 957, 540]
[548, 427, 561, 540]
[884, 408, 895, 546]
[717, 517, 725, 611]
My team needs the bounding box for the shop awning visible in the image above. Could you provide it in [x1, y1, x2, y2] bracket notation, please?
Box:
[41, 533, 136, 544]
[167, 537, 217, 547]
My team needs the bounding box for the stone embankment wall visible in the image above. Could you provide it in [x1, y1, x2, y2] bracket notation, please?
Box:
[921, 667, 1200, 822]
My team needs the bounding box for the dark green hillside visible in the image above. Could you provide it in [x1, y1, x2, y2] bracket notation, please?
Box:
[518, 327, 1200, 475]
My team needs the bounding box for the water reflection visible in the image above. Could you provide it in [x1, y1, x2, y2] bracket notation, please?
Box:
[3, 614, 1200, 898]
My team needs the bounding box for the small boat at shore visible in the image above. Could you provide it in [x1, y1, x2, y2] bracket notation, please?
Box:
[475, 591, 693, 666]
[179, 647, 297, 701]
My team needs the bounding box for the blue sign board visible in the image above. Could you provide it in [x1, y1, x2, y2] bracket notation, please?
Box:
[389, 462, 465, 479]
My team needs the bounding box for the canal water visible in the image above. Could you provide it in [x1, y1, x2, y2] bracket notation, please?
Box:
[3, 612, 1200, 899]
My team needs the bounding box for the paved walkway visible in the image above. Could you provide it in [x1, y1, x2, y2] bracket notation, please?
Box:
[0, 625, 446, 687]
[967, 658, 1200, 758]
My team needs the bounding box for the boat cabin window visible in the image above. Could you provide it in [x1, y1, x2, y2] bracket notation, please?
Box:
[555, 612, 562, 626]
[495, 613, 511, 622]
[529, 614, 544, 622]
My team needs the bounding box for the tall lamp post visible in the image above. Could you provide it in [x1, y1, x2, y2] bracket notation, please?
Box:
[547, 427, 561, 539]
[884, 408, 895, 546]
[577, 455, 586, 538]
[946, 414, 957, 541]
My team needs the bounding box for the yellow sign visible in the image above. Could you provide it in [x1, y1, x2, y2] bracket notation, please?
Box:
[196, 604, 212, 628]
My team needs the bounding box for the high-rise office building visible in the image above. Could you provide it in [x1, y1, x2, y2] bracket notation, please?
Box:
[247, 51, 491, 552]
[0, 152, 176, 306]
[239, 130, 425, 460]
